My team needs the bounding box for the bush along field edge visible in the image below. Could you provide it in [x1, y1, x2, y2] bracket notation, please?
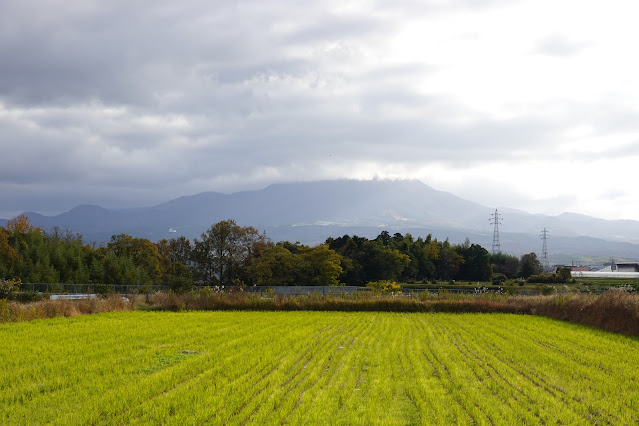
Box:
[2, 288, 639, 338]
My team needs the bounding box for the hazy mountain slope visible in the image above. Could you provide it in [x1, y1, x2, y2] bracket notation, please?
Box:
[144, 179, 492, 228]
[2, 179, 639, 260]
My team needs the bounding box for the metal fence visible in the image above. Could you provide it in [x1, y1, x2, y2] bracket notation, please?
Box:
[402, 288, 541, 296]
[16, 283, 359, 296]
[244, 286, 359, 296]
[16, 283, 604, 297]
[17, 283, 168, 295]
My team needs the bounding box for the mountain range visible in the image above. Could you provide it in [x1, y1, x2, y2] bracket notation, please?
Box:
[2, 179, 639, 263]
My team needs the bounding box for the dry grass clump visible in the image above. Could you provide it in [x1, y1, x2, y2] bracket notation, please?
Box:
[146, 289, 639, 336]
[504, 290, 639, 335]
[147, 290, 521, 314]
[0, 295, 135, 323]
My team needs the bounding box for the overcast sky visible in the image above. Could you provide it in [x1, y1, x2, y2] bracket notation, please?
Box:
[2, 0, 639, 220]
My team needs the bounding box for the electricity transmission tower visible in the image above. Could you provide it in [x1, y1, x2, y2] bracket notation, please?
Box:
[489, 209, 502, 255]
[540, 228, 550, 271]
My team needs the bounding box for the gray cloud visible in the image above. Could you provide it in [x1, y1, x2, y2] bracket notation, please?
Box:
[0, 0, 634, 219]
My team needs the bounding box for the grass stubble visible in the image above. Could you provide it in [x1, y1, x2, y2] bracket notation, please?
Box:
[2, 290, 639, 424]
[1, 310, 639, 424]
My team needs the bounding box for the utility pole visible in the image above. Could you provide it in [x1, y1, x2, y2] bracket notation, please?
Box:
[540, 228, 550, 272]
[489, 209, 502, 255]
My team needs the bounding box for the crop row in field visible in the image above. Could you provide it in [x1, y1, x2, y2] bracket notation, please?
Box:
[1, 311, 639, 424]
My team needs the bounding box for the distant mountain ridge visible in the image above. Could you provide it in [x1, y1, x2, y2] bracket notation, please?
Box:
[2, 179, 639, 262]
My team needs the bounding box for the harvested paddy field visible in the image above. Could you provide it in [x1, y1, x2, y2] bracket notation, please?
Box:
[1, 311, 638, 424]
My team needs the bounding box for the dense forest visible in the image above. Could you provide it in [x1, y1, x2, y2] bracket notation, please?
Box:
[1, 215, 542, 290]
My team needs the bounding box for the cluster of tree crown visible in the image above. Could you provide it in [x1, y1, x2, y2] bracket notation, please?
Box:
[0, 216, 543, 290]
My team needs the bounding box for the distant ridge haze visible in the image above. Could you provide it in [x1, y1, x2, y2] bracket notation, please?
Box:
[2, 179, 639, 261]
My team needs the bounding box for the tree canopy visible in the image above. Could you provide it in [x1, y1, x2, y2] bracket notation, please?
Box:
[0, 216, 521, 290]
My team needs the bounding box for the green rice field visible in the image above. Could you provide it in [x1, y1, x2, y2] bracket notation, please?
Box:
[1, 311, 639, 425]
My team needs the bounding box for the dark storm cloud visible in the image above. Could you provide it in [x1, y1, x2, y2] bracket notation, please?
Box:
[0, 0, 617, 217]
[0, 0, 395, 107]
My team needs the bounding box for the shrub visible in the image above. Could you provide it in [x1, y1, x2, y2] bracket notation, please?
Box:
[527, 273, 557, 284]
[540, 285, 555, 295]
[366, 280, 401, 295]
[95, 284, 114, 297]
[12, 291, 42, 303]
[556, 267, 572, 283]
[491, 273, 507, 285]
[167, 275, 194, 294]
[0, 278, 20, 299]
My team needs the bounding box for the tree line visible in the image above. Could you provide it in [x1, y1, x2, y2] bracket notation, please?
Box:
[1, 216, 547, 290]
